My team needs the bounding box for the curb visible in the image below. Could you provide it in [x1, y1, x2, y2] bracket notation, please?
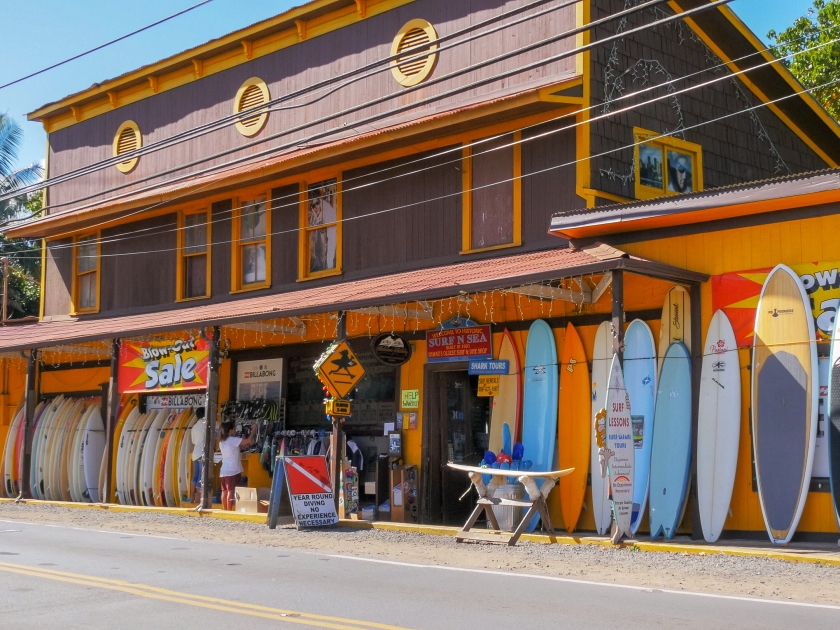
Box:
[3, 498, 839, 566]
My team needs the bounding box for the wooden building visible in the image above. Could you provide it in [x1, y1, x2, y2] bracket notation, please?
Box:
[0, 0, 838, 537]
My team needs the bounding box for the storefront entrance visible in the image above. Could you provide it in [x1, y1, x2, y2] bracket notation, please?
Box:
[422, 364, 490, 525]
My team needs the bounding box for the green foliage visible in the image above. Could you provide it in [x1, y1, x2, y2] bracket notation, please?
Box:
[768, 0, 840, 121]
[0, 114, 44, 319]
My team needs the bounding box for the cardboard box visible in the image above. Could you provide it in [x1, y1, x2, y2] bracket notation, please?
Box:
[235, 487, 270, 514]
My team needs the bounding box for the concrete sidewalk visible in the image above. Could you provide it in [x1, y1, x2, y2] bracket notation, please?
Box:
[3, 497, 839, 566]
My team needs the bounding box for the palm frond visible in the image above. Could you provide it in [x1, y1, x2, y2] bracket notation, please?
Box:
[0, 163, 43, 199]
[0, 114, 25, 179]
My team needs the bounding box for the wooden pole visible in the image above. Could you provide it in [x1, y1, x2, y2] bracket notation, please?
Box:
[1, 257, 8, 324]
[21, 349, 38, 498]
[689, 282, 703, 540]
[330, 311, 346, 511]
[201, 326, 221, 509]
[102, 339, 120, 504]
[610, 270, 625, 366]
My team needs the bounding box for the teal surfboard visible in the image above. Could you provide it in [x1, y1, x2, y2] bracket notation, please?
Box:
[521, 319, 559, 532]
[649, 342, 692, 540]
[624, 320, 657, 534]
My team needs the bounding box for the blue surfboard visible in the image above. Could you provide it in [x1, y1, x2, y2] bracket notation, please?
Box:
[521, 319, 559, 532]
[624, 320, 657, 534]
[649, 342, 692, 540]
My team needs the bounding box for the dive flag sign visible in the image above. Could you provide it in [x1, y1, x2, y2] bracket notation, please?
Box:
[283, 456, 339, 528]
[314, 340, 366, 399]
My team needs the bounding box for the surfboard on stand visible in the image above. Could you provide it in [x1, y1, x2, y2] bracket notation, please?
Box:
[752, 264, 817, 545]
[558, 323, 590, 533]
[489, 329, 521, 454]
[590, 321, 613, 536]
[178, 415, 197, 503]
[698, 310, 741, 543]
[144, 410, 166, 506]
[606, 355, 633, 540]
[649, 342, 693, 540]
[133, 412, 154, 505]
[69, 405, 91, 502]
[659, 286, 691, 373]
[521, 319, 559, 533]
[624, 320, 657, 535]
[3, 403, 24, 497]
[83, 406, 106, 503]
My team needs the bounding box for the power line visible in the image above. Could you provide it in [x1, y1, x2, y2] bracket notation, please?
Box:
[9, 0, 718, 219]
[0, 0, 216, 91]
[0, 0, 575, 202]
[10, 24, 836, 256]
[23, 73, 840, 262]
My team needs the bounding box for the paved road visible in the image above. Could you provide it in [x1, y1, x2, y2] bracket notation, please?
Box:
[0, 518, 837, 629]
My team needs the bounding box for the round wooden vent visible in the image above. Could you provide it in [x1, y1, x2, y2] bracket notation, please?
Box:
[391, 19, 438, 87]
[113, 121, 141, 173]
[234, 77, 270, 137]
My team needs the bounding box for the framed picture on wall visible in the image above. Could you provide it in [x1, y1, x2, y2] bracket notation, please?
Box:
[236, 358, 284, 402]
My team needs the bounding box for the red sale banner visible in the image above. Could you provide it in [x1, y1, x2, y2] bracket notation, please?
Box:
[118, 337, 209, 394]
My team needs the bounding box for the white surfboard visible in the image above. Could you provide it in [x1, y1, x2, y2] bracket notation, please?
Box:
[178, 415, 196, 503]
[116, 406, 140, 504]
[123, 409, 145, 505]
[590, 321, 613, 535]
[606, 354, 634, 539]
[143, 410, 166, 506]
[69, 405, 92, 502]
[133, 412, 156, 505]
[163, 409, 187, 507]
[33, 396, 63, 500]
[2, 405, 24, 498]
[83, 406, 106, 503]
[697, 310, 741, 543]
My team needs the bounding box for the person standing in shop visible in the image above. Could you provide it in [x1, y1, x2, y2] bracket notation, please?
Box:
[219, 420, 257, 511]
[190, 408, 206, 504]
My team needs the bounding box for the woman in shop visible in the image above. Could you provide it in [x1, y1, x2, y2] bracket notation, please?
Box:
[219, 420, 257, 511]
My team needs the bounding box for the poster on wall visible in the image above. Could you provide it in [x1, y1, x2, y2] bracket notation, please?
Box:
[426, 317, 492, 363]
[236, 358, 283, 402]
[712, 262, 840, 346]
[118, 338, 209, 394]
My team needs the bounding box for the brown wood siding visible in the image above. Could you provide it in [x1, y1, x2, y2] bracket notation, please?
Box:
[521, 119, 582, 244]
[471, 134, 514, 249]
[100, 213, 177, 312]
[46, 0, 579, 210]
[211, 199, 233, 299]
[43, 239, 72, 317]
[588, 1, 826, 201]
[342, 146, 463, 276]
[271, 185, 301, 287]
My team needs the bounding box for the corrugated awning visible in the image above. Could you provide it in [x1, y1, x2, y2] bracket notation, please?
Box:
[0, 245, 706, 352]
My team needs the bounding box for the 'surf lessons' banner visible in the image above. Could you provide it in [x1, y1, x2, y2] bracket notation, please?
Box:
[712, 261, 840, 347]
[118, 338, 209, 394]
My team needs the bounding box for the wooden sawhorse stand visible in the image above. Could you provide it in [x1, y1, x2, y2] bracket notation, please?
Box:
[447, 464, 573, 547]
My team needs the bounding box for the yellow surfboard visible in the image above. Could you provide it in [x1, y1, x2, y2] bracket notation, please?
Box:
[488, 329, 521, 454]
[557, 323, 590, 533]
[658, 285, 691, 373]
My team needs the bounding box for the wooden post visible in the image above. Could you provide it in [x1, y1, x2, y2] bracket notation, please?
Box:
[689, 282, 703, 540]
[21, 349, 38, 498]
[201, 326, 222, 509]
[1, 257, 8, 323]
[330, 312, 346, 512]
[102, 339, 120, 504]
[610, 270, 625, 366]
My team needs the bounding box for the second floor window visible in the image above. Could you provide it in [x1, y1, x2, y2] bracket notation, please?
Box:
[178, 210, 210, 300]
[233, 196, 271, 290]
[73, 233, 99, 313]
[300, 178, 341, 278]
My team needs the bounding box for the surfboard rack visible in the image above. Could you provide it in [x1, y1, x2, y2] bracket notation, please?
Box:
[447, 464, 572, 546]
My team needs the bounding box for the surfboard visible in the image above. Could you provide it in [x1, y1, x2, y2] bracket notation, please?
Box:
[143, 410, 166, 506]
[32, 396, 63, 500]
[558, 323, 590, 533]
[113, 398, 137, 504]
[658, 286, 691, 373]
[134, 412, 156, 505]
[69, 404, 91, 502]
[36, 397, 66, 500]
[157, 411, 178, 506]
[489, 329, 521, 454]
[163, 409, 187, 507]
[649, 342, 693, 540]
[45, 399, 74, 500]
[447, 463, 574, 477]
[624, 319, 657, 535]
[590, 321, 613, 536]
[115, 406, 136, 504]
[83, 406, 106, 503]
[829, 298, 840, 531]
[521, 319, 559, 532]
[59, 401, 85, 502]
[124, 409, 145, 505]
[752, 263, 817, 545]
[178, 415, 196, 503]
[698, 310, 741, 543]
[606, 354, 634, 539]
[3, 403, 24, 497]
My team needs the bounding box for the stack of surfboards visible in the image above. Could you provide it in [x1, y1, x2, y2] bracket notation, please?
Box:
[113, 405, 197, 507]
[0, 396, 106, 502]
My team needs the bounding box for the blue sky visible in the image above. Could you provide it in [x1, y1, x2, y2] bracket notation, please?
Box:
[0, 0, 816, 171]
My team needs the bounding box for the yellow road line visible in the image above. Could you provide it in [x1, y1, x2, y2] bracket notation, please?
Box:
[0, 561, 412, 630]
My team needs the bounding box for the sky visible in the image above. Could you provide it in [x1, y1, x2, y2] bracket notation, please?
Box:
[0, 0, 818, 172]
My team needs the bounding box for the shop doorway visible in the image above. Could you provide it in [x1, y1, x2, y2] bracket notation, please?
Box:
[422, 364, 491, 525]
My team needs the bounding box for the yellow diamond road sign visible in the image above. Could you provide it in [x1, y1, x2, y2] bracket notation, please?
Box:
[315, 340, 365, 400]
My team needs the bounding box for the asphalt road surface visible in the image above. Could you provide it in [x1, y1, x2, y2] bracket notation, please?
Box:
[0, 517, 837, 629]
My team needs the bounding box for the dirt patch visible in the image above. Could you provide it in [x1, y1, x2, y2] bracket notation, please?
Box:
[0, 502, 838, 605]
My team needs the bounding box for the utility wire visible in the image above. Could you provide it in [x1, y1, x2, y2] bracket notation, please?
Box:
[6, 22, 840, 250]
[0, 0, 216, 91]
[8, 0, 709, 218]
[10, 15, 832, 255]
[19, 72, 840, 261]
